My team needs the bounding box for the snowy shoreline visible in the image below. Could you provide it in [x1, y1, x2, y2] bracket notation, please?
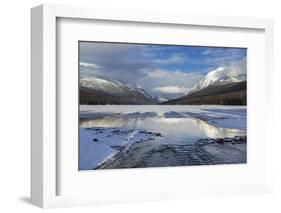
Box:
[79, 105, 246, 170]
[79, 127, 164, 170]
[96, 136, 247, 169]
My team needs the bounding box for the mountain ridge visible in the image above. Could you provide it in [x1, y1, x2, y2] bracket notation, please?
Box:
[80, 77, 156, 105]
[163, 81, 247, 105]
[80, 68, 247, 105]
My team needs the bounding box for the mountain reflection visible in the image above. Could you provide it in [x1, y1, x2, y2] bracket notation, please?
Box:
[80, 112, 245, 144]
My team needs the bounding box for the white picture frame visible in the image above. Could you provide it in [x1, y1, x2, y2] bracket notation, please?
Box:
[31, 4, 274, 208]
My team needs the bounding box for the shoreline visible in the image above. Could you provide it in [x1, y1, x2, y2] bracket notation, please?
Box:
[95, 136, 247, 169]
[78, 106, 246, 170]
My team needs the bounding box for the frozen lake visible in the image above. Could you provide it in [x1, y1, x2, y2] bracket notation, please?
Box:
[79, 105, 247, 170]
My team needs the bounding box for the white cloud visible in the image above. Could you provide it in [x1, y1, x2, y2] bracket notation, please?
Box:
[137, 69, 202, 98]
[221, 57, 246, 77]
[153, 86, 191, 94]
[80, 62, 99, 68]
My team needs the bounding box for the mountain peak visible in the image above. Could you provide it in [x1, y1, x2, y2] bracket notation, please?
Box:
[80, 77, 155, 105]
[188, 67, 246, 94]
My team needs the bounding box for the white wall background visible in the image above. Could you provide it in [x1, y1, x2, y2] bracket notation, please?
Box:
[0, 0, 280, 212]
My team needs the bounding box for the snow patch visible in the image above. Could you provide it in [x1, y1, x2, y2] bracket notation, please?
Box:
[79, 127, 162, 170]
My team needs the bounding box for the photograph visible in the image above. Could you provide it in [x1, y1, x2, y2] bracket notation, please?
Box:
[79, 41, 247, 170]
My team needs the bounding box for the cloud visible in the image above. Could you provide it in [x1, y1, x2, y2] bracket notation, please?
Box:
[80, 62, 99, 68]
[138, 69, 203, 98]
[153, 86, 191, 94]
[153, 54, 186, 65]
[224, 57, 246, 77]
[144, 69, 202, 87]
[79, 42, 152, 81]
[201, 48, 246, 65]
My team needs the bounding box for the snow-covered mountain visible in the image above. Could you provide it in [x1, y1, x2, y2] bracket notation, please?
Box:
[163, 67, 247, 105]
[80, 77, 155, 105]
[188, 67, 246, 94]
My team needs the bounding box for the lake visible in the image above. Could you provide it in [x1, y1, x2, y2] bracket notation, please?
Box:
[79, 105, 247, 170]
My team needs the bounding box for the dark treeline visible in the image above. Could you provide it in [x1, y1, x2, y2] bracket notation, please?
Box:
[163, 81, 247, 105]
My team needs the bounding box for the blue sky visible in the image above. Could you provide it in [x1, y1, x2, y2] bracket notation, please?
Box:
[80, 42, 246, 99]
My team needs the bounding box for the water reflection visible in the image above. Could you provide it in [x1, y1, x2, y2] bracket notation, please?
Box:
[80, 113, 245, 145]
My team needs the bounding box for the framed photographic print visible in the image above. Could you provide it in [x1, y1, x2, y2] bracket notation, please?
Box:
[31, 4, 274, 208]
[78, 41, 247, 170]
